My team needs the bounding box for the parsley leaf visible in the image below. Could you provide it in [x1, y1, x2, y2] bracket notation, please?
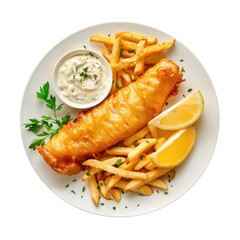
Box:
[180, 67, 185, 73]
[188, 88, 193, 92]
[115, 159, 122, 166]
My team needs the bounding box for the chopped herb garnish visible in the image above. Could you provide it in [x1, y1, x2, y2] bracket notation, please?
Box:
[112, 206, 116, 210]
[72, 178, 76, 182]
[101, 203, 104, 206]
[93, 74, 97, 80]
[121, 44, 124, 47]
[73, 75, 75, 80]
[97, 186, 100, 191]
[188, 88, 193, 92]
[180, 67, 185, 73]
[121, 190, 124, 194]
[125, 206, 127, 208]
[75, 67, 78, 72]
[24, 82, 71, 149]
[100, 182, 103, 186]
[165, 102, 168, 106]
[183, 94, 186, 98]
[82, 186, 85, 192]
[135, 75, 139, 79]
[128, 50, 134, 53]
[83, 67, 88, 72]
[89, 52, 93, 57]
[168, 179, 171, 182]
[156, 190, 159, 193]
[83, 45, 87, 49]
[168, 175, 170, 178]
[65, 184, 69, 188]
[180, 59, 184, 62]
[81, 195, 83, 198]
[71, 190, 76, 194]
[86, 171, 91, 176]
[171, 185, 173, 187]
[146, 140, 150, 143]
[108, 34, 110, 37]
[164, 192, 168, 195]
[115, 158, 122, 166]
[120, 49, 123, 54]
[137, 204, 140, 207]
[116, 82, 119, 88]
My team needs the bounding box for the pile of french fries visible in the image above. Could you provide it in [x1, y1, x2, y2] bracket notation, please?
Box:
[82, 125, 176, 206]
[90, 31, 175, 94]
[82, 32, 176, 206]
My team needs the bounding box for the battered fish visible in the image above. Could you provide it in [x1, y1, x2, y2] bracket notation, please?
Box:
[36, 59, 183, 175]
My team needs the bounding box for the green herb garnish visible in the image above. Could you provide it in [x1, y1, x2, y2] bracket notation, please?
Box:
[164, 192, 168, 195]
[115, 159, 122, 166]
[120, 49, 123, 54]
[128, 50, 134, 53]
[108, 34, 110, 37]
[89, 52, 93, 57]
[101, 203, 104, 206]
[65, 184, 69, 188]
[82, 186, 85, 192]
[125, 206, 127, 208]
[83, 45, 87, 49]
[137, 204, 140, 207]
[72, 178, 76, 182]
[121, 190, 124, 194]
[146, 140, 150, 143]
[71, 190, 76, 194]
[188, 88, 193, 92]
[165, 102, 168, 106]
[86, 172, 91, 176]
[116, 82, 119, 88]
[93, 74, 97, 80]
[24, 82, 71, 150]
[112, 206, 116, 210]
[180, 67, 185, 73]
[97, 186, 100, 191]
[180, 59, 184, 62]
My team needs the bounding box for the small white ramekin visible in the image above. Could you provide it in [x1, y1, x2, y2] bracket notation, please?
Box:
[53, 49, 113, 109]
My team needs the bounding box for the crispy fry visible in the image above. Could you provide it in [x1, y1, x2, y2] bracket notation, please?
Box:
[145, 162, 157, 171]
[112, 56, 137, 72]
[110, 70, 117, 95]
[88, 175, 100, 206]
[134, 153, 152, 170]
[117, 72, 123, 88]
[115, 32, 157, 45]
[145, 52, 165, 64]
[82, 157, 126, 181]
[137, 40, 175, 59]
[128, 138, 157, 162]
[101, 46, 110, 62]
[109, 188, 121, 202]
[106, 147, 133, 156]
[115, 180, 154, 196]
[148, 124, 158, 138]
[148, 178, 168, 190]
[110, 37, 121, 67]
[90, 34, 137, 50]
[124, 167, 172, 192]
[106, 157, 140, 190]
[119, 70, 131, 83]
[98, 179, 112, 200]
[83, 160, 148, 180]
[154, 137, 167, 151]
[123, 126, 149, 146]
[134, 39, 147, 76]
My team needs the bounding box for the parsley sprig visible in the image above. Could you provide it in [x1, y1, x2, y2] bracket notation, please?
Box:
[24, 82, 71, 150]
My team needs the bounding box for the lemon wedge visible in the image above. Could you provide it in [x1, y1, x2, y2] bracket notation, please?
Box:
[149, 90, 204, 130]
[151, 127, 196, 168]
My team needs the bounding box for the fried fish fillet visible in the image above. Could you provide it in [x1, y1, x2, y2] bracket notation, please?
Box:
[36, 59, 183, 175]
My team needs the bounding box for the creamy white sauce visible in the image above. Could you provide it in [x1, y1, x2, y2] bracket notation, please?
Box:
[57, 54, 107, 104]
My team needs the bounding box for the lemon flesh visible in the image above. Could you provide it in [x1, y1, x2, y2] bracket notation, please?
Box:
[152, 127, 196, 168]
[149, 90, 204, 130]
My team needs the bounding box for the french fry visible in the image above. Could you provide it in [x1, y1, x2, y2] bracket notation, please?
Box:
[148, 178, 168, 190]
[106, 147, 133, 155]
[110, 70, 117, 95]
[83, 160, 148, 180]
[115, 32, 157, 45]
[88, 175, 100, 206]
[101, 46, 111, 62]
[148, 124, 158, 138]
[137, 40, 175, 59]
[106, 44, 134, 58]
[154, 137, 167, 151]
[82, 157, 126, 181]
[117, 72, 123, 88]
[98, 179, 112, 200]
[106, 157, 140, 190]
[110, 37, 121, 67]
[109, 188, 121, 202]
[90, 34, 137, 50]
[134, 153, 152, 170]
[119, 70, 131, 83]
[124, 167, 172, 192]
[145, 52, 165, 64]
[115, 180, 154, 196]
[112, 56, 137, 72]
[123, 126, 149, 146]
[128, 138, 157, 162]
[145, 162, 157, 171]
[134, 39, 147, 76]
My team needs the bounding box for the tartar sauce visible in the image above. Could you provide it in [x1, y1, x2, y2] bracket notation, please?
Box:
[57, 53, 107, 104]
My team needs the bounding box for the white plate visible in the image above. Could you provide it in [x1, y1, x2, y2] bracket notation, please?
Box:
[20, 22, 219, 217]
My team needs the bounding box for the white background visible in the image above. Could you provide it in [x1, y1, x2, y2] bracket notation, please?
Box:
[1, 0, 239, 239]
